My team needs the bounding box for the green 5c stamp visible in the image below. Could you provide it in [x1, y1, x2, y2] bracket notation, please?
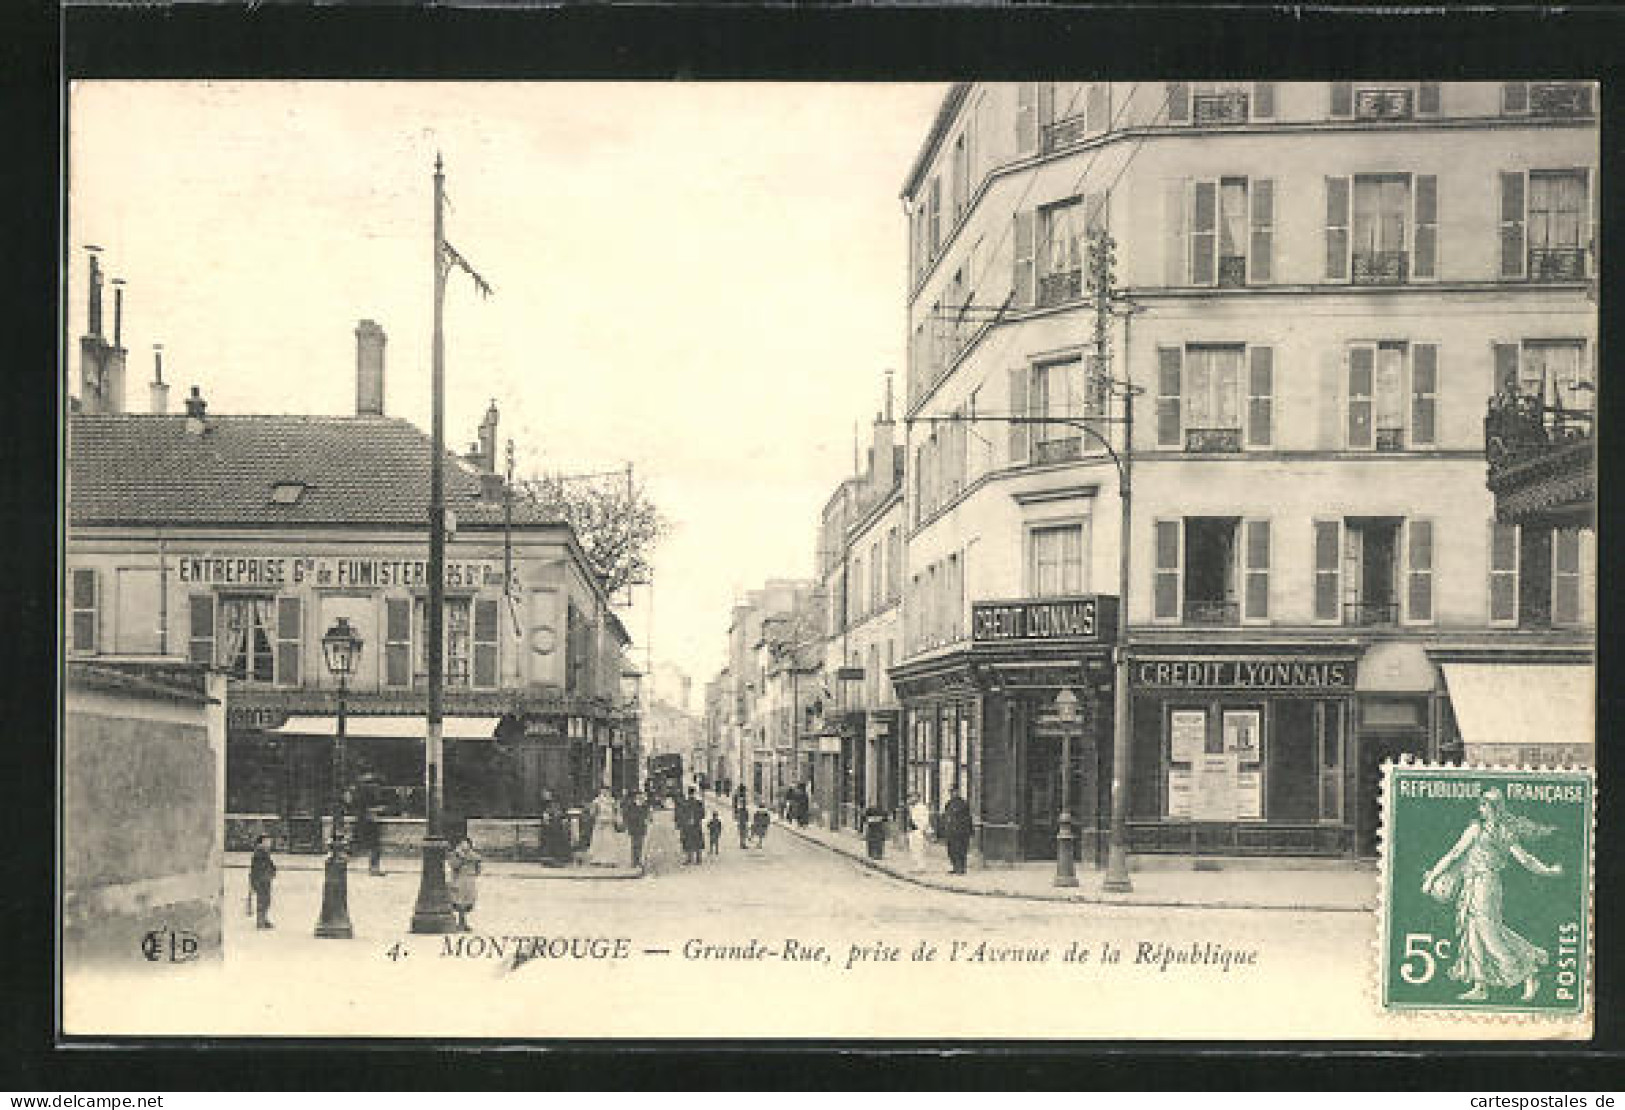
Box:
[1380, 764, 1593, 1018]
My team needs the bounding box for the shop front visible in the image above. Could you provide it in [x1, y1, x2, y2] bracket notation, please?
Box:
[1127, 648, 1361, 858]
[1434, 652, 1594, 769]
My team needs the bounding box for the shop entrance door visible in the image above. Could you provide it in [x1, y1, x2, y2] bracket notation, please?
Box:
[1355, 731, 1426, 856]
[1023, 730, 1093, 861]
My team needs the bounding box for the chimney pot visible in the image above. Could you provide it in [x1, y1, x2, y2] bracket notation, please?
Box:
[355, 319, 386, 416]
[149, 348, 169, 414]
[184, 386, 208, 434]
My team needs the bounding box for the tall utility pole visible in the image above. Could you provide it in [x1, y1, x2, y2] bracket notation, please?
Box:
[410, 154, 458, 934]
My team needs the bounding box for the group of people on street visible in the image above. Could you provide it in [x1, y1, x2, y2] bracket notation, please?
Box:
[900, 787, 971, 874]
[675, 787, 726, 865]
[781, 782, 811, 827]
[733, 785, 773, 848]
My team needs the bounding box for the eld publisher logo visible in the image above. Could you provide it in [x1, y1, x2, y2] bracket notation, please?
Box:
[140, 927, 199, 963]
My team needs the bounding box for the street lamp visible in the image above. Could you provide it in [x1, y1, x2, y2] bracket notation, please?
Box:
[315, 616, 363, 939]
[1051, 686, 1080, 888]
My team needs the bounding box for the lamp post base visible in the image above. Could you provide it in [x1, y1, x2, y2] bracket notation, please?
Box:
[314, 845, 354, 939]
[1101, 842, 1133, 893]
[1053, 818, 1080, 888]
[409, 836, 459, 934]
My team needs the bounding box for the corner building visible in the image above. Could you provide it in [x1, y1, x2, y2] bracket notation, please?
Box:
[893, 81, 1596, 867]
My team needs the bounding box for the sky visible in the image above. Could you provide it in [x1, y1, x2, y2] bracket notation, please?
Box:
[67, 81, 948, 701]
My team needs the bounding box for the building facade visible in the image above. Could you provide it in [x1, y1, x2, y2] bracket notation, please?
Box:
[68, 317, 636, 854]
[893, 81, 1597, 866]
[712, 580, 818, 804]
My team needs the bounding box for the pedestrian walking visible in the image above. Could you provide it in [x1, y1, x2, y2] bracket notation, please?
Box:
[539, 790, 572, 866]
[355, 804, 386, 876]
[733, 786, 750, 848]
[677, 788, 705, 865]
[751, 801, 771, 848]
[863, 802, 889, 860]
[249, 834, 277, 930]
[587, 788, 628, 867]
[622, 790, 651, 870]
[449, 835, 482, 932]
[707, 811, 723, 856]
[940, 786, 973, 875]
[907, 793, 933, 871]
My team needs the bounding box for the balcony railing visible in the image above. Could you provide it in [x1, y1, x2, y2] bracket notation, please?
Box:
[1042, 115, 1091, 153]
[1217, 255, 1247, 288]
[1529, 247, 1587, 282]
[1184, 427, 1242, 453]
[1033, 436, 1084, 465]
[1193, 92, 1249, 125]
[1184, 599, 1239, 626]
[1352, 250, 1408, 285]
[1355, 88, 1414, 120]
[1529, 83, 1593, 117]
[1037, 268, 1083, 307]
[1344, 601, 1398, 627]
[1375, 427, 1405, 452]
[1485, 391, 1595, 471]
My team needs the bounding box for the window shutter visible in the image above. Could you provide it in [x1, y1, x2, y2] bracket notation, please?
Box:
[1488, 521, 1519, 625]
[276, 595, 301, 686]
[385, 597, 411, 686]
[1411, 343, 1438, 446]
[1243, 519, 1271, 622]
[1347, 344, 1375, 449]
[71, 568, 98, 654]
[1418, 82, 1441, 115]
[1190, 180, 1218, 286]
[1246, 346, 1274, 447]
[928, 178, 941, 255]
[1156, 346, 1183, 447]
[1330, 82, 1353, 118]
[1552, 529, 1582, 627]
[1016, 82, 1039, 153]
[188, 592, 214, 665]
[1318, 347, 1342, 449]
[1249, 177, 1274, 283]
[1579, 527, 1596, 626]
[1036, 82, 1055, 131]
[1252, 82, 1276, 119]
[1313, 520, 1343, 623]
[1008, 366, 1030, 465]
[1164, 178, 1188, 285]
[1502, 81, 1528, 114]
[1405, 519, 1435, 624]
[1013, 209, 1035, 306]
[1499, 171, 1526, 278]
[1325, 176, 1351, 280]
[1492, 342, 1522, 395]
[1166, 82, 1189, 123]
[1153, 519, 1182, 622]
[1585, 165, 1597, 276]
[1413, 174, 1438, 279]
[475, 597, 500, 687]
[1087, 83, 1110, 133]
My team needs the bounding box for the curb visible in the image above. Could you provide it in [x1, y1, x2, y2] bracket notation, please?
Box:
[778, 822, 1371, 914]
[224, 858, 644, 882]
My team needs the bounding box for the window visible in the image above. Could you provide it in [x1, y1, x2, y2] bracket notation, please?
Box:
[269, 481, 307, 505]
[1503, 82, 1594, 118]
[927, 177, 941, 258]
[1324, 517, 1431, 627]
[1167, 82, 1262, 126]
[1501, 170, 1591, 281]
[951, 132, 969, 222]
[218, 596, 275, 682]
[474, 597, 499, 688]
[1183, 517, 1240, 625]
[1330, 82, 1441, 120]
[1032, 359, 1085, 463]
[886, 527, 901, 602]
[1152, 517, 1269, 625]
[1029, 522, 1087, 597]
[385, 597, 412, 686]
[275, 596, 302, 687]
[1183, 346, 1244, 451]
[1039, 82, 1106, 151]
[1495, 339, 1593, 417]
[1345, 342, 1440, 450]
[70, 568, 97, 655]
[1186, 177, 1273, 287]
[1490, 523, 1595, 629]
[188, 593, 214, 664]
[1326, 173, 1437, 283]
[1037, 198, 1086, 306]
[414, 596, 487, 688]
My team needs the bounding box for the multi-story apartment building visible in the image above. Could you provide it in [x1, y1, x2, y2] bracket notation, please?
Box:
[892, 81, 1596, 867]
[68, 303, 636, 853]
[718, 579, 817, 801]
[814, 391, 906, 829]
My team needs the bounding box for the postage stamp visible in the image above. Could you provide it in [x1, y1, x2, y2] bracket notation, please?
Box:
[1379, 764, 1594, 1019]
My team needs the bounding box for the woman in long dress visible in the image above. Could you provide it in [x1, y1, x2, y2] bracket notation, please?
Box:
[907, 794, 933, 871]
[448, 836, 482, 932]
[1421, 788, 1563, 1002]
[586, 789, 628, 867]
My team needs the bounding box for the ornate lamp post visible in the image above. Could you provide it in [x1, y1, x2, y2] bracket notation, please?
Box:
[315, 616, 363, 939]
[1051, 686, 1080, 888]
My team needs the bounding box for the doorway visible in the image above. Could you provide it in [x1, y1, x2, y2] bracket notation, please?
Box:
[1355, 728, 1427, 856]
[1022, 728, 1095, 861]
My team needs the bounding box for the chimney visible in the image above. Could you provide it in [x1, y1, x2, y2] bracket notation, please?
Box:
[184, 386, 208, 435]
[77, 248, 108, 413]
[85, 247, 103, 340]
[477, 399, 499, 473]
[355, 319, 386, 416]
[103, 279, 127, 413]
[869, 373, 897, 493]
[149, 345, 170, 414]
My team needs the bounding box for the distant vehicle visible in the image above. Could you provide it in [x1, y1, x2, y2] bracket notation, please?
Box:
[648, 753, 684, 804]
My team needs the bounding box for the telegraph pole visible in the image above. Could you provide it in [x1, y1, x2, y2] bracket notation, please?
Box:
[411, 153, 458, 934]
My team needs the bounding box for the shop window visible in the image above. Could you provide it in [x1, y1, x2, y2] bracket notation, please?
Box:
[1028, 522, 1087, 598]
[70, 568, 98, 655]
[218, 596, 275, 683]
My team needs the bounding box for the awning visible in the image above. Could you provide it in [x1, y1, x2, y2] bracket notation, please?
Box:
[271, 715, 501, 740]
[1440, 664, 1594, 751]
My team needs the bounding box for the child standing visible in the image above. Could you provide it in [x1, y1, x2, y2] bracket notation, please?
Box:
[249, 834, 277, 930]
[706, 810, 723, 856]
[448, 835, 482, 932]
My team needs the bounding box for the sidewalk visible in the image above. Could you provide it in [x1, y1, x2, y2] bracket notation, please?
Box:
[779, 819, 1374, 912]
[224, 850, 642, 881]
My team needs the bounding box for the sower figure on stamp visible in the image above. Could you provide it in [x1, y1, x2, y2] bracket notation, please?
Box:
[249, 834, 277, 930]
[939, 785, 972, 875]
[1422, 788, 1563, 1002]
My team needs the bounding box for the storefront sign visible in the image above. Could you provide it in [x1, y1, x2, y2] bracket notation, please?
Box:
[228, 706, 289, 731]
[175, 554, 515, 591]
[1136, 657, 1353, 692]
[972, 596, 1106, 643]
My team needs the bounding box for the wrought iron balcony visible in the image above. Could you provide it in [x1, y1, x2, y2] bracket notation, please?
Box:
[1042, 115, 1091, 153]
[1217, 256, 1247, 288]
[1529, 247, 1587, 282]
[1375, 427, 1405, 452]
[1184, 427, 1242, 453]
[1355, 88, 1414, 120]
[1037, 268, 1083, 307]
[1485, 390, 1595, 525]
[1193, 92, 1249, 125]
[1352, 250, 1408, 285]
[1344, 601, 1398, 627]
[1033, 436, 1085, 465]
[1529, 83, 1593, 117]
[1184, 600, 1239, 626]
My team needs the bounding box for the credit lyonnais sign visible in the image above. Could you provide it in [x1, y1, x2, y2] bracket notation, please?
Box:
[1136, 657, 1353, 691]
[973, 597, 1108, 643]
[175, 554, 515, 591]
